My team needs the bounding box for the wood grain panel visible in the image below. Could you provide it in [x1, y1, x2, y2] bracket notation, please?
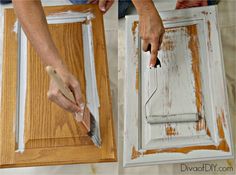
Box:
[0, 9, 18, 165]
[0, 4, 116, 168]
[25, 22, 92, 149]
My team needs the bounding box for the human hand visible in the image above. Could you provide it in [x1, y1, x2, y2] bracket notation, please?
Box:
[47, 65, 84, 113]
[88, 0, 114, 13]
[176, 0, 208, 9]
[139, 8, 165, 68]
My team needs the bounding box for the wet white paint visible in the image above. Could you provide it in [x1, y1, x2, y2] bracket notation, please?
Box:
[13, 11, 95, 33]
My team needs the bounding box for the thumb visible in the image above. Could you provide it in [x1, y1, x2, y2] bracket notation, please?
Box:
[99, 0, 106, 12]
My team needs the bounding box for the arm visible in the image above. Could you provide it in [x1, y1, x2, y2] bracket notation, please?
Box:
[88, 0, 114, 12]
[132, 0, 165, 67]
[12, 0, 84, 113]
[176, 0, 208, 9]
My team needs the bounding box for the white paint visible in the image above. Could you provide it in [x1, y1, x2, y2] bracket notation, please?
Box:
[13, 11, 95, 34]
[143, 24, 198, 123]
[82, 21, 101, 144]
[15, 26, 28, 153]
[124, 6, 234, 167]
[46, 11, 94, 24]
[146, 113, 199, 124]
[141, 19, 213, 149]
[13, 20, 19, 34]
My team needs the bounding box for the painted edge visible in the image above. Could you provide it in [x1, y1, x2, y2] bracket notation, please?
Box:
[123, 5, 234, 167]
[214, 5, 234, 157]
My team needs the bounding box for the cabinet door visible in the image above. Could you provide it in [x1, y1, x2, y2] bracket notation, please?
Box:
[124, 6, 234, 167]
[0, 5, 116, 168]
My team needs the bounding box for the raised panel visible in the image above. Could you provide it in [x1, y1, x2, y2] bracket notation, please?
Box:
[25, 22, 92, 149]
[124, 6, 234, 167]
[143, 24, 201, 124]
[0, 5, 116, 168]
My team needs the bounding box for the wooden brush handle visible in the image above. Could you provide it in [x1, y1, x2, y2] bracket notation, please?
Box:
[46, 66, 90, 133]
[45, 66, 76, 104]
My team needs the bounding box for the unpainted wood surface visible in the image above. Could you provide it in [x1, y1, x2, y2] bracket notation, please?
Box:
[25, 22, 92, 149]
[0, 9, 17, 165]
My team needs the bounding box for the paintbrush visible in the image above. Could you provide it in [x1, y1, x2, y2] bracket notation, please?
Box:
[46, 66, 101, 148]
[147, 44, 161, 68]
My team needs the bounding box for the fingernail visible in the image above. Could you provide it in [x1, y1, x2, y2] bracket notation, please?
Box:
[80, 103, 85, 110]
[149, 64, 154, 69]
[75, 112, 83, 122]
[100, 7, 106, 12]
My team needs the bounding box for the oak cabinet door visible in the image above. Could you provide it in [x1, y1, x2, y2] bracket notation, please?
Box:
[124, 6, 234, 167]
[0, 5, 116, 168]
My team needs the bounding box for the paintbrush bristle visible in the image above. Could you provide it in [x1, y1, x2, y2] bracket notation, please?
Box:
[88, 113, 101, 147]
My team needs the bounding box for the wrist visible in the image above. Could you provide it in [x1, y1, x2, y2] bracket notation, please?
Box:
[43, 52, 66, 70]
[134, 1, 157, 16]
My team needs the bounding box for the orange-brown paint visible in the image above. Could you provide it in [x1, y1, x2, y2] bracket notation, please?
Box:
[131, 146, 141, 159]
[165, 124, 177, 136]
[221, 110, 227, 127]
[217, 114, 225, 139]
[131, 21, 139, 42]
[196, 118, 206, 131]
[217, 113, 230, 152]
[131, 21, 139, 93]
[187, 25, 202, 113]
[131, 113, 230, 160]
[206, 127, 211, 137]
[161, 30, 175, 52]
[207, 21, 212, 51]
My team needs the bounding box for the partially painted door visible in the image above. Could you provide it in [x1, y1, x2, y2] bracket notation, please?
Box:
[124, 6, 234, 167]
[0, 5, 116, 168]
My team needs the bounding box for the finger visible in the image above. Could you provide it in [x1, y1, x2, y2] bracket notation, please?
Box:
[99, 0, 106, 12]
[104, 0, 114, 12]
[149, 42, 159, 68]
[69, 82, 84, 108]
[55, 92, 82, 113]
[142, 40, 149, 52]
[89, 0, 99, 4]
[158, 32, 164, 50]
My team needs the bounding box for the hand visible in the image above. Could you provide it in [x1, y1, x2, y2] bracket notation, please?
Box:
[88, 0, 114, 13]
[47, 65, 84, 113]
[176, 0, 208, 9]
[139, 8, 165, 67]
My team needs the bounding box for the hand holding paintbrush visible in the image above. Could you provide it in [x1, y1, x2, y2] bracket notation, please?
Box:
[46, 66, 91, 132]
[46, 66, 101, 147]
